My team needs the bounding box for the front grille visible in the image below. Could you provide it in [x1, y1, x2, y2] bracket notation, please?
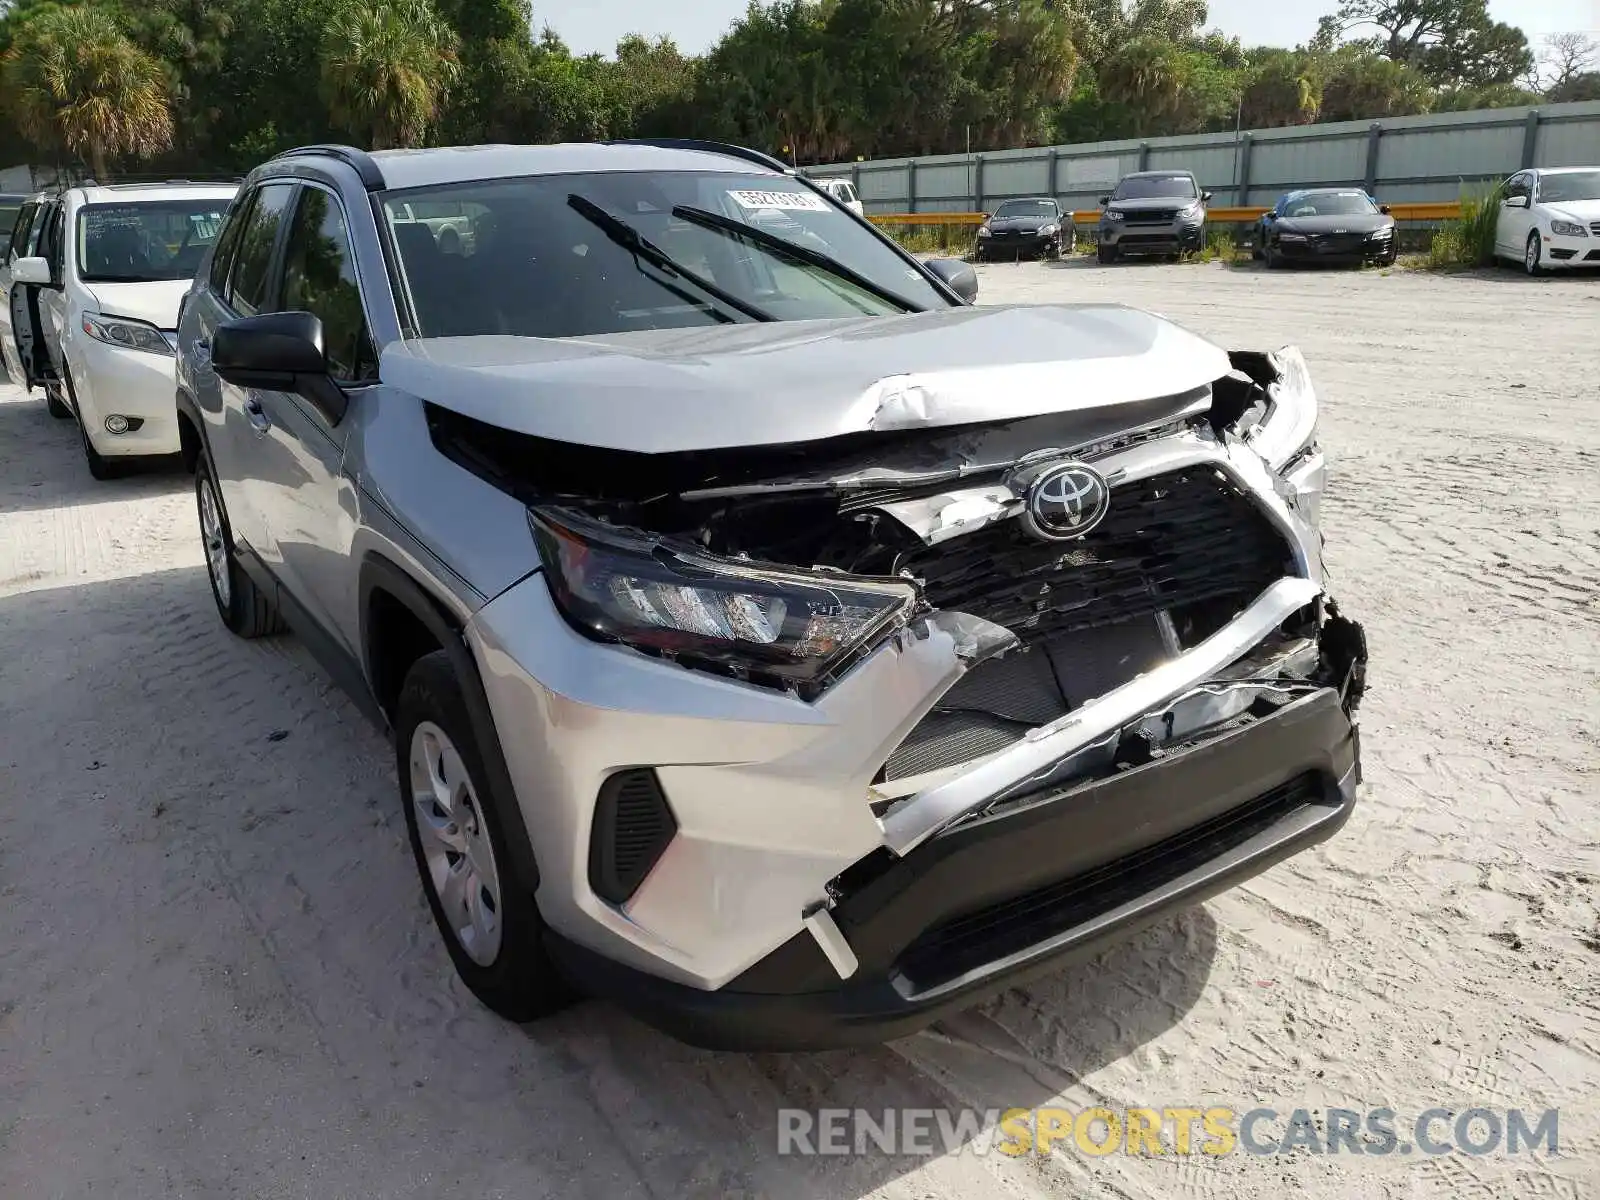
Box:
[1308, 233, 1367, 254]
[588, 769, 677, 904]
[900, 467, 1292, 649]
[1589, 221, 1600, 236]
[896, 772, 1324, 989]
[1124, 209, 1179, 224]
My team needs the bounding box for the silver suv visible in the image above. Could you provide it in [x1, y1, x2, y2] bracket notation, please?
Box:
[1098, 169, 1211, 262]
[176, 141, 1366, 1050]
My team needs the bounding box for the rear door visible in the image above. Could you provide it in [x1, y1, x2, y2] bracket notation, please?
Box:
[197, 181, 297, 557]
[0, 200, 39, 386]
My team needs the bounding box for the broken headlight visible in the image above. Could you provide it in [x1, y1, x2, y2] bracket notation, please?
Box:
[1245, 345, 1319, 472]
[529, 507, 918, 697]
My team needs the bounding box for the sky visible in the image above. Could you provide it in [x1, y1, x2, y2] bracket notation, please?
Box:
[549, 0, 1600, 59]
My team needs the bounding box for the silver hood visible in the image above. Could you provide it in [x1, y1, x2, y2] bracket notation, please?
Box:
[380, 303, 1232, 454]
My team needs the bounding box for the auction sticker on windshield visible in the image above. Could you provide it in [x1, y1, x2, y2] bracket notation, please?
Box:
[728, 189, 829, 211]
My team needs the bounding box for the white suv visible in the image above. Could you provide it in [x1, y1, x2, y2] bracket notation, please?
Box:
[2, 181, 236, 478]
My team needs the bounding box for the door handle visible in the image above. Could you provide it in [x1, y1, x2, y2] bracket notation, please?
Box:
[244, 396, 271, 433]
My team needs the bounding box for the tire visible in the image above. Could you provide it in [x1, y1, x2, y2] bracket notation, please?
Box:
[1264, 245, 1280, 270]
[66, 370, 120, 481]
[1097, 242, 1118, 264]
[1523, 230, 1542, 276]
[396, 650, 572, 1023]
[45, 383, 70, 419]
[195, 452, 285, 638]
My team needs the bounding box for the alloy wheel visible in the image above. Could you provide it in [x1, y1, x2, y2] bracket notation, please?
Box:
[409, 720, 503, 966]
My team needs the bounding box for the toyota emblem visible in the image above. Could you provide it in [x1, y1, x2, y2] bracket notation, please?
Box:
[1022, 462, 1111, 542]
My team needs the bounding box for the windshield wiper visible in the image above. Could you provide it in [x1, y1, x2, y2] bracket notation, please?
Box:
[566, 194, 773, 323]
[671, 205, 926, 313]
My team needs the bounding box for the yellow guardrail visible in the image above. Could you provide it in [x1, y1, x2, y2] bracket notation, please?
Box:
[870, 202, 1463, 226]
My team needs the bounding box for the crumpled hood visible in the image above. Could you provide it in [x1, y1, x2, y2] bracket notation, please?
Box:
[381, 304, 1232, 454]
[82, 279, 192, 330]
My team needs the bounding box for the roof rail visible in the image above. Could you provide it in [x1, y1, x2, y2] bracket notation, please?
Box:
[604, 138, 792, 175]
[268, 144, 386, 190]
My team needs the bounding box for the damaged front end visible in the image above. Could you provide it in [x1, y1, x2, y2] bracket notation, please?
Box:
[450, 342, 1366, 1031]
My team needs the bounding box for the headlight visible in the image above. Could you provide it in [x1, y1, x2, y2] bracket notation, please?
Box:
[1243, 345, 1319, 473]
[1038, 223, 1058, 236]
[1549, 220, 1587, 237]
[530, 507, 918, 697]
[1367, 227, 1393, 239]
[81, 313, 174, 357]
[1278, 232, 1307, 242]
[976, 226, 992, 237]
[1103, 209, 1125, 222]
[1178, 202, 1202, 221]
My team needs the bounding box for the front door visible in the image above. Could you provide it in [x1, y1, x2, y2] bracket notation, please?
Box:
[244, 183, 378, 657]
[0, 200, 39, 386]
[1496, 174, 1534, 256]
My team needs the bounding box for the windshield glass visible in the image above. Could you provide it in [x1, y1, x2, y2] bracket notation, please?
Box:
[1539, 170, 1600, 204]
[1282, 191, 1377, 217]
[1113, 175, 1197, 201]
[76, 198, 231, 283]
[381, 171, 947, 338]
[993, 200, 1054, 218]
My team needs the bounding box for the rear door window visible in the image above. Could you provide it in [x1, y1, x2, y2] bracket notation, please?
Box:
[228, 182, 295, 316]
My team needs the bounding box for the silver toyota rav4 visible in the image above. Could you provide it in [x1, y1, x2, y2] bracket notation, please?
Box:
[175, 141, 1367, 1050]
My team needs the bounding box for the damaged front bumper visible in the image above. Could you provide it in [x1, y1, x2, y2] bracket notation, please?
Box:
[463, 347, 1366, 1049]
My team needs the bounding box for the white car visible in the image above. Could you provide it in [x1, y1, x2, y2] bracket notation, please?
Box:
[1493, 166, 1600, 275]
[3, 181, 237, 477]
[816, 177, 866, 216]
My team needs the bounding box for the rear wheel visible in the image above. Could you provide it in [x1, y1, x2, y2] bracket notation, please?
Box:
[396, 651, 572, 1022]
[196, 452, 285, 637]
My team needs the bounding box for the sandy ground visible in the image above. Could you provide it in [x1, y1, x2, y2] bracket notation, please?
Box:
[2, 261, 1597, 1199]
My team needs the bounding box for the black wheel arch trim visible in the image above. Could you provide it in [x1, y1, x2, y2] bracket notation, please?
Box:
[359, 552, 542, 892]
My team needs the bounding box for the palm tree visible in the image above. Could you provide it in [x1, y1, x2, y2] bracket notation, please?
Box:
[1, 5, 174, 181]
[320, 0, 460, 150]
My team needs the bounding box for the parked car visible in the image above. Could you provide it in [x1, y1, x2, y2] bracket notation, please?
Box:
[1097, 170, 1210, 262]
[1255, 188, 1397, 269]
[4, 181, 237, 477]
[815, 177, 865, 216]
[1493, 166, 1600, 274]
[177, 140, 1365, 1051]
[974, 197, 1075, 261]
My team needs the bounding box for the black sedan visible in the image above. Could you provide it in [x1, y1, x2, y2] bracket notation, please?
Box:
[1257, 188, 1397, 268]
[974, 198, 1075, 261]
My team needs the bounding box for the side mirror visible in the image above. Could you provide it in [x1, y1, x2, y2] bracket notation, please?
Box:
[925, 256, 978, 303]
[1201, 191, 1213, 203]
[12, 255, 53, 286]
[1262, 212, 1275, 222]
[212, 311, 348, 423]
[1378, 204, 1391, 214]
[1504, 194, 1529, 208]
[1098, 195, 1110, 206]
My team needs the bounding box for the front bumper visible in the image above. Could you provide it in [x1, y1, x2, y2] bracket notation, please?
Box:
[551, 685, 1361, 1050]
[67, 336, 181, 457]
[975, 231, 1059, 259]
[1275, 236, 1393, 264]
[1542, 230, 1600, 267]
[1101, 222, 1204, 253]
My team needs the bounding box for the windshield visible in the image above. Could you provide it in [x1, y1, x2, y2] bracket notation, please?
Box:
[1539, 171, 1600, 204]
[380, 171, 947, 339]
[1281, 191, 1377, 218]
[76, 199, 231, 283]
[994, 200, 1055, 218]
[1113, 176, 1197, 201]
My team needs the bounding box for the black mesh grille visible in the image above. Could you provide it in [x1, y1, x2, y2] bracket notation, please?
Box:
[900, 466, 1290, 648]
[589, 769, 677, 904]
[897, 772, 1324, 989]
[1123, 209, 1180, 224]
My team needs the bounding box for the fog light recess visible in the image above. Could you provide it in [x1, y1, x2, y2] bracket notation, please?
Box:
[103, 415, 143, 434]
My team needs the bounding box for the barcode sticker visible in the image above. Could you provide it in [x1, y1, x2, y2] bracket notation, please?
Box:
[727, 189, 829, 212]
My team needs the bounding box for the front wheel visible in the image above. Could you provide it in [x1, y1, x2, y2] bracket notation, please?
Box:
[396, 651, 572, 1023]
[1523, 231, 1543, 276]
[1097, 243, 1118, 264]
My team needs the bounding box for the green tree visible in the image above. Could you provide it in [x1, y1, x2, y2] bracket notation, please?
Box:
[1318, 44, 1433, 120]
[1239, 47, 1319, 127]
[320, 0, 460, 149]
[1, 3, 174, 178]
[1331, 0, 1531, 87]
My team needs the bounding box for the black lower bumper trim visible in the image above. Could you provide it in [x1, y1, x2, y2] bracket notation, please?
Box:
[546, 685, 1361, 1051]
